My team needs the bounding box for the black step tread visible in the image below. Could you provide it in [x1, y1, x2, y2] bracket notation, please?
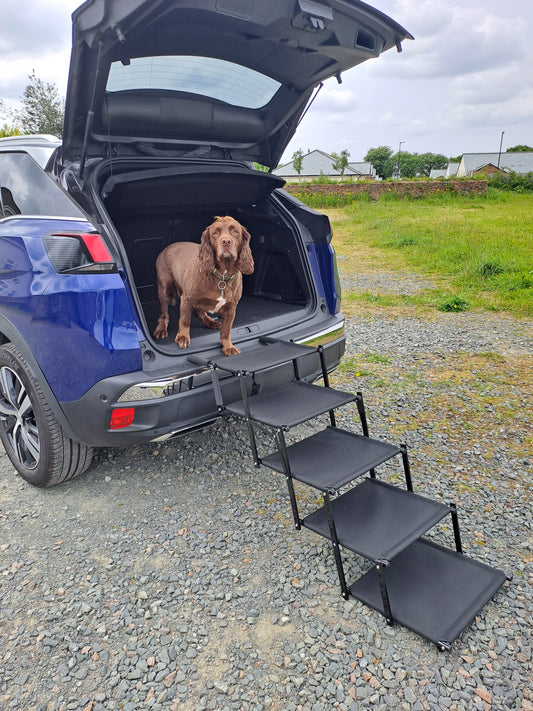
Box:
[350, 538, 508, 650]
[303, 479, 450, 561]
[261, 427, 400, 490]
[225, 381, 355, 427]
[210, 340, 316, 374]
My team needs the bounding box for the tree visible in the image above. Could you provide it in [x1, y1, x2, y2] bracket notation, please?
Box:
[507, 145, 533, 153]
[415, 152, 448, 177]
[364, 146, 394, 180]
[331, 149, 350, 181]
[0, 101, 22, 137]
[0, 124, 23, 138]
[292, 148, 304, 176]
[391, 151, 418, 179]
[12, 70, 64, 137]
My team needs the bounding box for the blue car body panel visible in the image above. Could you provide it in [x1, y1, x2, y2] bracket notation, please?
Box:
[306, 242, 340, 315]
[0, 217, 142, 401]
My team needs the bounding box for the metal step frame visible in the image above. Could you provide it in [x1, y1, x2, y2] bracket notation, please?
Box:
[188, 338, 510, 650]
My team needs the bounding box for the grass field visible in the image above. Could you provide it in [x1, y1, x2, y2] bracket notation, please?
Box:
[322, 190, 533, 317]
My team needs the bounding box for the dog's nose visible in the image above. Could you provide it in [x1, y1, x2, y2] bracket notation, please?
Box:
[221, 238, 233, 248]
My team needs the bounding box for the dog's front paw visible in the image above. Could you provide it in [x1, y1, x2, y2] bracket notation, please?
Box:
[153, 325, 168, 339]
[175, 333, 190, 349]
[222, 344, 240, 356]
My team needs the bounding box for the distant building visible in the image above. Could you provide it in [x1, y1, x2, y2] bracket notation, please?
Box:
[429, 169, 446, 179]
[445, 162, 459, 178]
[274, 149, 376, 182]
[456, 152, 533, 177]
[348, 161, 376, 179]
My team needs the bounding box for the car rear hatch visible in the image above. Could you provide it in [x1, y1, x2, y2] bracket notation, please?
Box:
[62, 0, 413, 168]
[95, 156, 337, 354]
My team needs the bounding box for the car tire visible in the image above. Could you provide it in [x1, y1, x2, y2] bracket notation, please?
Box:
[0, 344, 94, 487]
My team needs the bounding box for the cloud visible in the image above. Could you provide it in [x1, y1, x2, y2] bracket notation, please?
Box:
[369, 1, 528, 79]
[0, 1, 72, 59]
[0, 0, 73, 103]
[451, 65, 524, 106]
[0, 12, 75, 106]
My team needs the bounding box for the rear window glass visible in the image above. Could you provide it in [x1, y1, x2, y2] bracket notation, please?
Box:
[0, 152, 83, 219]
[106, 56, 281, 109]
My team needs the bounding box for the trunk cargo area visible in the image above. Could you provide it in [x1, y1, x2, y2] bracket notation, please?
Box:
[99, 162, 315, 353]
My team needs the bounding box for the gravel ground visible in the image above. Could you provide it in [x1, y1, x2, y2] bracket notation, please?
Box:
[1, 278, 532, 711]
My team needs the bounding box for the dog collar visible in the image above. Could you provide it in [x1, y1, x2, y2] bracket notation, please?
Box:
[212, 269, 238, 283]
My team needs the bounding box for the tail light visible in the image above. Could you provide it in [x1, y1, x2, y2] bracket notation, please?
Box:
[109, 407, 135, 430]
[43, 232, 117, 274]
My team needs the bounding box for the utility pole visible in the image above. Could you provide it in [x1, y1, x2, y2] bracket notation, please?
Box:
[497, 131, 505, 168]
[398, 141, 405, 178]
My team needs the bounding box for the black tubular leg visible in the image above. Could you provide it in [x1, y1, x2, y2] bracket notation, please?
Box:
[276, 429, 301, 530]
[449, 502, 463, 554]
[239, 371, 260, 465]
[318, 345, 330, 387]
[210, 365, 224, 411]
[356, 392, 376, 477]
[324, 490, 349, 599]
[375, 560, 394, 625]
[293, 356, 301, 381]
[318, 346, 336, 427]
[356, 392, 369, 436]
[400, 444, 413, 492]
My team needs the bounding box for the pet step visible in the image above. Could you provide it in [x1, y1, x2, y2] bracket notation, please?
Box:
[225, 380, 355, 427]
[261, 426, 400, 490]
[302, 478, 450, 562]
[349, 537, 508, 650]
[200, 338, 317, 374]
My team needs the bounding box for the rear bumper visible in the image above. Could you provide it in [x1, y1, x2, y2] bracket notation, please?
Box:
[60, 332, 345, 447]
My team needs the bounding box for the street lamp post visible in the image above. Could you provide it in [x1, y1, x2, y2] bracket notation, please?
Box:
[398, 141, 405, 179]
[497, 131, 505, 169]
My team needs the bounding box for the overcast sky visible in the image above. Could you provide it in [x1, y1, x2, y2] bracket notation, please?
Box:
[1, 0, 532, 163]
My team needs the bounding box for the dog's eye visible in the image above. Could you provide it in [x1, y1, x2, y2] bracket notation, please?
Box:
[231, 227, 239, 235]
[213, 229, 220, 237]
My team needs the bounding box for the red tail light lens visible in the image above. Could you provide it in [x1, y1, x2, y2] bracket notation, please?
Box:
[44, 232, 117, 274]
[80, 233, 114, 263]
[109, 408, 135, 430]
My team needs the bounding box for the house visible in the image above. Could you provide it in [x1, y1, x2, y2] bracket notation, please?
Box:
[456, 152, 533, 177]
[429, 169, 447, 179]
[274, 149, 375, 182]
[348, 161, 376, 179]
[445, 162, 459, 178]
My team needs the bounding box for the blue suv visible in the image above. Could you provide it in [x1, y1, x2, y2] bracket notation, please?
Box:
[0, 0, 411, 486]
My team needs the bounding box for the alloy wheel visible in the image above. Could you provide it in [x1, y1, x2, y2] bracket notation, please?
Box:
[0, 365, 40, 470]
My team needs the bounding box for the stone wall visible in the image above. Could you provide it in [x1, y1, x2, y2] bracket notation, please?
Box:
[284, 179, 487, 201]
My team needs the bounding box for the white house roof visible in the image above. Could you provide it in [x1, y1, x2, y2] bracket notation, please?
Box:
[457, 152, 533, 177]
[275, 149, 364, 177]
[446, 162, 459, 177]
[429, 169, 446, 179]
[349, 161, 376, 176]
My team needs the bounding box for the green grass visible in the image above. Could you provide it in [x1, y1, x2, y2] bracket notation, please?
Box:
[324, 190, 533, 317]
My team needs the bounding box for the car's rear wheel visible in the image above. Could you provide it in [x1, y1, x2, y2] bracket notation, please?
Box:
[0, 344, 94, 486]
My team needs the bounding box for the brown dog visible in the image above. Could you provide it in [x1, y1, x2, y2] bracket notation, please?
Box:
[153, 216, 254, 356]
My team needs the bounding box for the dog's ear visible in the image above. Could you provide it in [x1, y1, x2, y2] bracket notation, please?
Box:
[237, 226, 254, 275]
[198, 226, 216, 274]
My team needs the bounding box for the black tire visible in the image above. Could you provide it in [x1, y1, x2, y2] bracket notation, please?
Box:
[0, 344, 94, 487]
